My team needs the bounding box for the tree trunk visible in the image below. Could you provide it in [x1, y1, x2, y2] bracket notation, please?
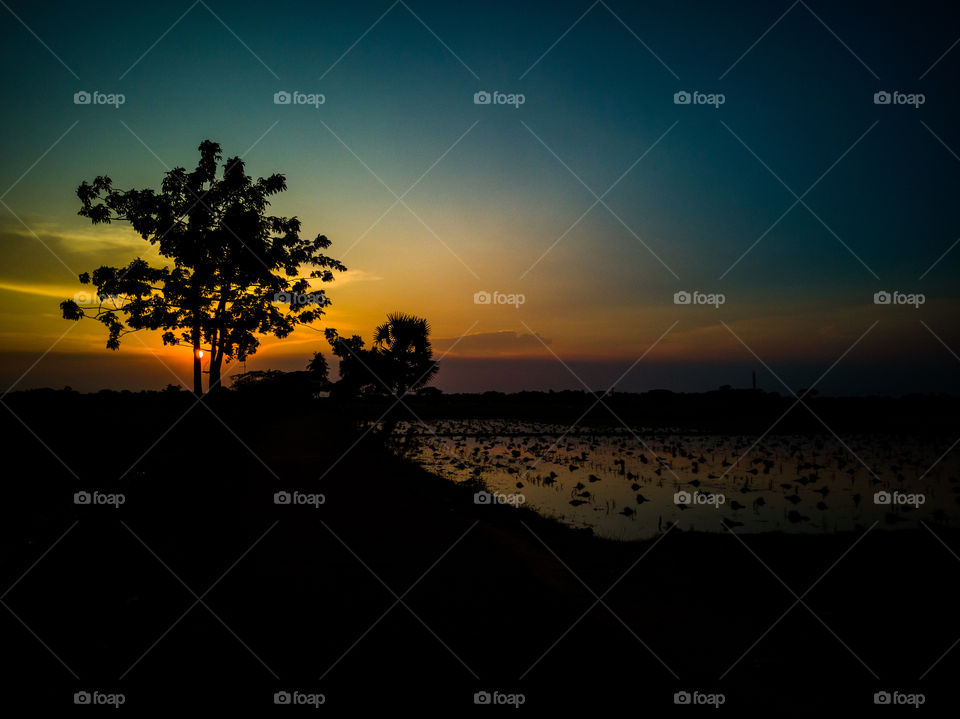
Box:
[192, 325, 203, 397]
[191, 281, 204, 397]
[207, 292, 228, 394]
[209, 350, 223, 393]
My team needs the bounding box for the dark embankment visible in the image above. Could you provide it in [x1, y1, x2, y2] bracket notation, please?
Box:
[1, 388, 957, 714]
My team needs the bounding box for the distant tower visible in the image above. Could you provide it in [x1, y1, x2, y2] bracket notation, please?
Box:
[752, 371, 756, 390]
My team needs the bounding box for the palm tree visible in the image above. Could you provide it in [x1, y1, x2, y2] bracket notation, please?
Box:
[372, 312, 438, 397]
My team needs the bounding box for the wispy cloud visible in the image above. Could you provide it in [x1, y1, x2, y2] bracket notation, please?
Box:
[328, 268, 382, 287]
[0, 279, 82, 300]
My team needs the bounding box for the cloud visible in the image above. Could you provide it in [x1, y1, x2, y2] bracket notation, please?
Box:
[0, 280, 81, 300]
[0, 215, 380, 294]
[433, 331, 551, 357]
[324, 268, 382, 286]
[0, 218, 159, 288]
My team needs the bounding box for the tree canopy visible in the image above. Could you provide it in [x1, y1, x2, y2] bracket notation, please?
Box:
[61, 140, 346, 394]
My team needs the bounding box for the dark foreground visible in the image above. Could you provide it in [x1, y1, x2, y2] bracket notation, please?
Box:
[1, 390, 957, 715]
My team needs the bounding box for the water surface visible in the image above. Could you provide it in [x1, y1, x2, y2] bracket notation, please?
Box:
[396, 420, 959, 540]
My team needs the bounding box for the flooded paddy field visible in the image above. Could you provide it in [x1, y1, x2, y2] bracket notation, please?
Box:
[395, 419, 959, 540]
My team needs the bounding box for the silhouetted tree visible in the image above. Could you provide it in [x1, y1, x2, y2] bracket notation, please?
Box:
[372, 313, 438, 397]
[306, 351, 329, 384]
[324, 330, 380, 398]
[325, 312, 438, 399]
[60, 140, 346, 395]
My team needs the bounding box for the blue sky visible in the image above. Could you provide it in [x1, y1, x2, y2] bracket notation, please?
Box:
[1, 0, 959, 393]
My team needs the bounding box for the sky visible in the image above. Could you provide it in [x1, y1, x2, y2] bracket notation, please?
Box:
[1, 0, 960, 394]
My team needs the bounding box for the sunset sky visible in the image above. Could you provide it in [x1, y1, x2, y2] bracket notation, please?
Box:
[2, 0, 959, 394]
